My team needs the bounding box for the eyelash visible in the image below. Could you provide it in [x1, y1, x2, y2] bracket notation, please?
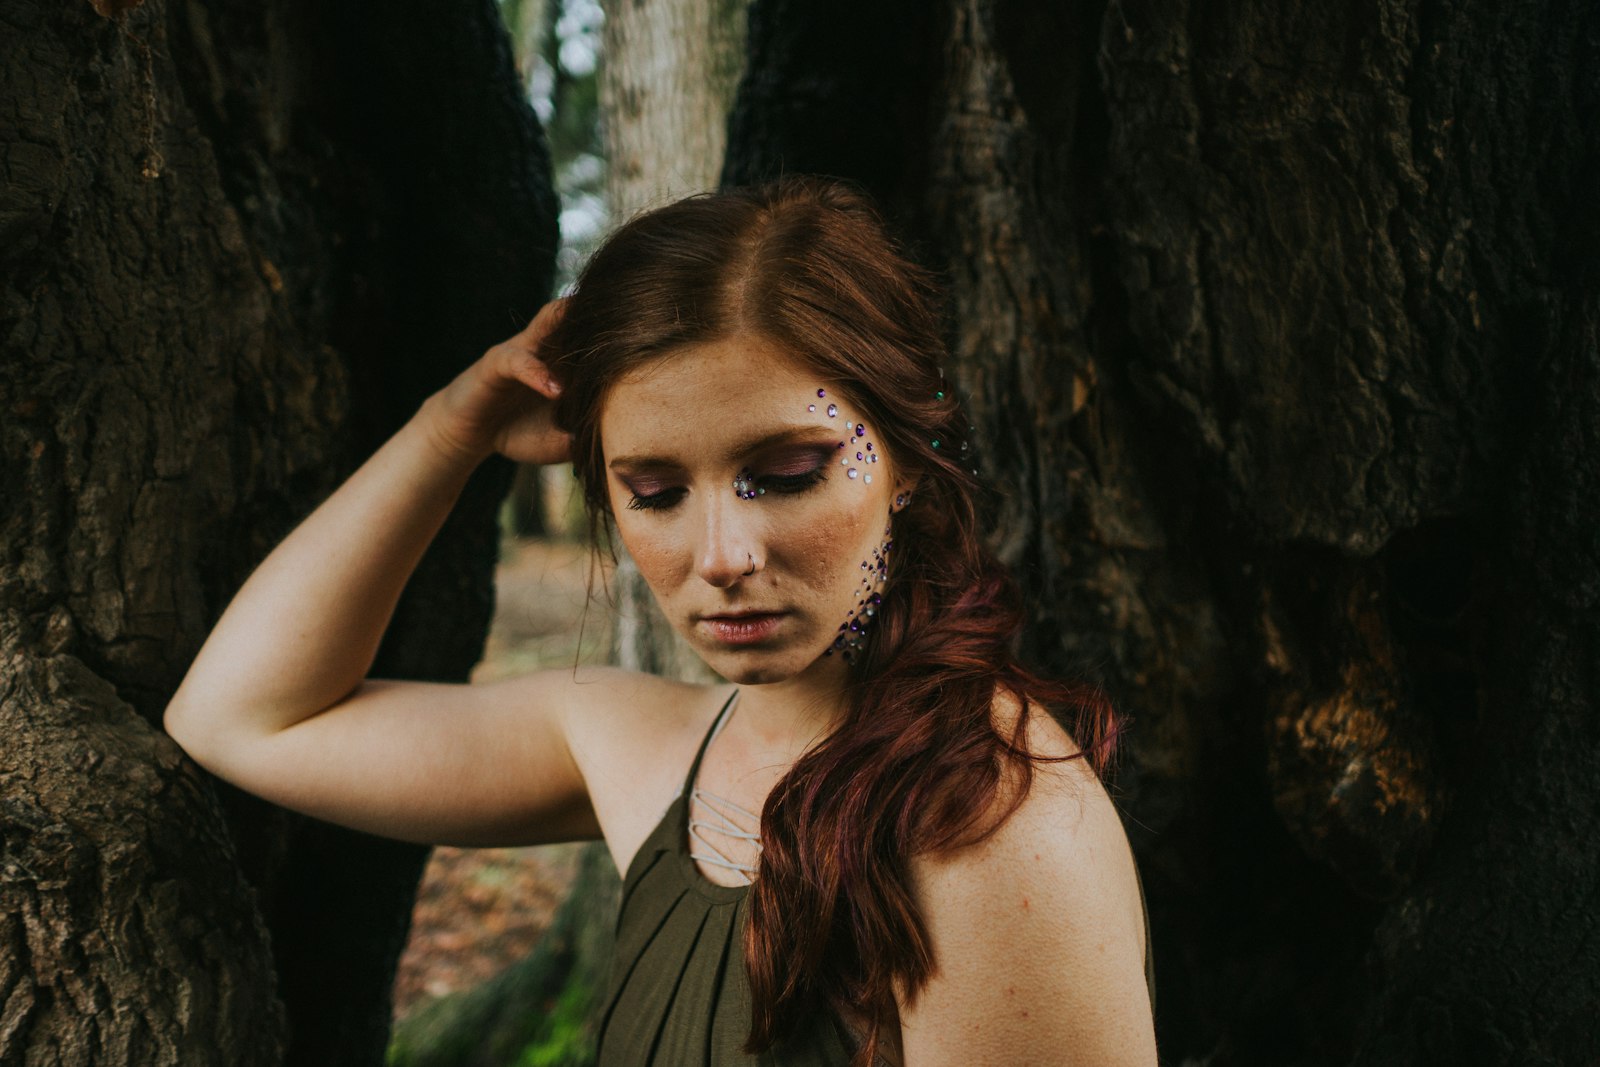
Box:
[626, 467, 828, 511]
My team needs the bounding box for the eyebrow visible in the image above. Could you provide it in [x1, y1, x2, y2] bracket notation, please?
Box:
[608, 424, 841, 473]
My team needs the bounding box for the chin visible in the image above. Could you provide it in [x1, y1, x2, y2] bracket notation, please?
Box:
[719, 665, 794, 686]
[697, 645, 825, 687]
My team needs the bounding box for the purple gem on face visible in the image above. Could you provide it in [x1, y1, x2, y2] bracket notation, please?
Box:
[866, 443, 873, 451]
[818, 388, 826, 397]
[827, 404, 838, 417]
[855, 424, 865, 437]
[732, 468, 759, 500]
[856, 452, 864, 460]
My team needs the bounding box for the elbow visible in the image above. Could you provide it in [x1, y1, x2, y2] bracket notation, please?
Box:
[162, 690, 228, 770]
[162, 694, 204, 759]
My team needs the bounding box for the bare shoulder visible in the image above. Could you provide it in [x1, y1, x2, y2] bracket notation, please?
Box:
[555, 667, 725, 760]
[896, 689, 1156, 1066]
[551, 668, 734, 873]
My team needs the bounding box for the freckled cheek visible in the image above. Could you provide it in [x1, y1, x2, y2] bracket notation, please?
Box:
[615, 521, 691, 593]
[778, 504, 881, 601]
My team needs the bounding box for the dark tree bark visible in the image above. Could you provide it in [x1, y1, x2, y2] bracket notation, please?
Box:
[0, 1, 556, 1064]
[727, 1, 1598, 1065]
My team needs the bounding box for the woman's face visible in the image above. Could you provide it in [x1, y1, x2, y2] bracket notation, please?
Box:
[599, 333, 906, 685]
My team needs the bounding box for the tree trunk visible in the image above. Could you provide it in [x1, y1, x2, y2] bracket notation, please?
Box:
[0, 1, 556, 1064]
[601, 0, 751, 212]
[727, 0, 1599, 1064]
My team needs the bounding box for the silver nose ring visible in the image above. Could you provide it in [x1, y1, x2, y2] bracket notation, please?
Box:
[742, 553, 756, 577]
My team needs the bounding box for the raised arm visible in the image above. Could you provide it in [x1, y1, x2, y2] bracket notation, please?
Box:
[163, 301, 601, 846]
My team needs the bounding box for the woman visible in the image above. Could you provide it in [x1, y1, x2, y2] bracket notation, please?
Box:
[165, 177, 1158, 1066]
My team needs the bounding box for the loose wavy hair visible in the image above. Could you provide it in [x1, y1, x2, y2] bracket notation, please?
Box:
[541, 176, 1121, 1064]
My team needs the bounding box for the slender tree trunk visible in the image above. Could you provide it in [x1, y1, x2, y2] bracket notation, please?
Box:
[0, 1, 556, 1063]
[726, 0, 1600, 1063]
[602, 0, 751, 212]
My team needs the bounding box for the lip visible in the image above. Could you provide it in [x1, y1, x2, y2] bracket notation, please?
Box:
[697, 611, 788, 646]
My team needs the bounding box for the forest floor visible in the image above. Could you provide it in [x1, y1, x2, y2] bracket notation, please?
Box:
[391, 534, 612, 1019]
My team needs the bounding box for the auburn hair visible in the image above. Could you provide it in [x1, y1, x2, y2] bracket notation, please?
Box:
[542, 176, 1121, 1064]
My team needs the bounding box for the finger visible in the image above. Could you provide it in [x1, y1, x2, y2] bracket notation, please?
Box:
[503, 427, 575, 467]
[520, 297, 569, 344]
[509, 352, 562, 398]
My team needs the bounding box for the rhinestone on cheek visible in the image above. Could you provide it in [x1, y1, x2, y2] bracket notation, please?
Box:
[827, 404, 838, 418]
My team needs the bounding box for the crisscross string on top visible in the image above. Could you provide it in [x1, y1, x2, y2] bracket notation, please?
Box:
[687, 691, 762, 884]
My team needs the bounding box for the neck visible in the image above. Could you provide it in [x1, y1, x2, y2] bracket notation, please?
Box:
[728, 654, 852, 760]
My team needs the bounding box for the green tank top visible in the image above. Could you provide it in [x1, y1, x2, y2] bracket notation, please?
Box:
[595, 692, 1157, 1065]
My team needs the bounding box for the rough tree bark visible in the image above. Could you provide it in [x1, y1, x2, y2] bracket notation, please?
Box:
[726, 1, 1598, 1065]
[0, 1, 556, 1064]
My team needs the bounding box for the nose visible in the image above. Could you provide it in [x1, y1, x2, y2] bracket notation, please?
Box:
[696, 493, 759, 588]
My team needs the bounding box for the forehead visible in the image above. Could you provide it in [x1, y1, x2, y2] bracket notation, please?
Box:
[599, 334, 831, 455]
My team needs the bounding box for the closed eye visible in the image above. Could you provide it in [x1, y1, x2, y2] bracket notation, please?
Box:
[749, 443, 835, 496]
[758, 467, 827, 494]
[627, 486, 686, 511]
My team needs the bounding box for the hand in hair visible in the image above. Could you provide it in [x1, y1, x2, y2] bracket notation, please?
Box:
[424, 298, 573, 466]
